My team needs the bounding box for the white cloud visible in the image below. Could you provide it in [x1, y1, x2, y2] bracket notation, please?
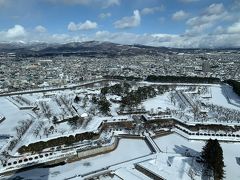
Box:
[0, 25, 26, 42]
[227, 21, 240, 33]
[206, 3, 225, 15]
[79, 20, 97, 30]
[68, 22, 78, 31]
[186, 3, 229, 35]
[114, 10, 141, 29]
[35, 25, 47, 33]
[172, 10, 189, 21]
[102, 0, 120, 8]
[6, 25, 26, 39]
[93, 31, 240, 48]
[68, 20, 98, 31]
[1, 26, 240, 48]
[99, 12, 111, 19]
[141, 6, 164, 15]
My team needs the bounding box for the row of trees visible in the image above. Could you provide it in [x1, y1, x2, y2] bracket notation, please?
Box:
[103, 75, 142, 81]
[146, 75, 220, 84]
[224, 79, 240, 96]
[18, 132, 99, 153]
[206, 103, 240, 123]
[12, 95, 31, 106]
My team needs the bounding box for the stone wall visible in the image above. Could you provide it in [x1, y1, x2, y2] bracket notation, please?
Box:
[77, 137, 119, 159]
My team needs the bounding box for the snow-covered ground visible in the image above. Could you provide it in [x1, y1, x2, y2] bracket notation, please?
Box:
[138, 154, 200, 180]
[0, 139, 8, 151]
[155, 133, 240, 180]
[208, 85, 240, 110]
[142, 92, 175, 111]
[0, 98, 33, 136]
[6, 133, 240, 180]
[1, 81, 240, 179]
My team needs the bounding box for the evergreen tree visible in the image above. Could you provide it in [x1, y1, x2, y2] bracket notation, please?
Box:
[98, 96, 111, 115]
[74, 95, 80, 103]
[201, 139, 225, 180]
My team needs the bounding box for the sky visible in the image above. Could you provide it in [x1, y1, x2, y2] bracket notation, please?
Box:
[0, 0, 240, 48]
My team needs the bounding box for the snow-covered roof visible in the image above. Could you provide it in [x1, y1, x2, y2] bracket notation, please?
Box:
[81, 113, 88, 118]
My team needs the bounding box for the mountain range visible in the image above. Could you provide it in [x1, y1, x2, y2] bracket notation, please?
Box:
[0, 41, 239, 57]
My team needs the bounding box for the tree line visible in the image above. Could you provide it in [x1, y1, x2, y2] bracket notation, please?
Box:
[146, 75, 220, 84]
[18, 132, 99, 153]
[224, 79, 240, 96]
[103, 75, 142, 81]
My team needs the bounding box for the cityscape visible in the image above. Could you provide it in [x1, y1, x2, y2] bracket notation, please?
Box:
[0, 0, 240, 180]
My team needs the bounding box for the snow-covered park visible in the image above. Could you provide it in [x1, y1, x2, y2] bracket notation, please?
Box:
[1, 80, 240, 179]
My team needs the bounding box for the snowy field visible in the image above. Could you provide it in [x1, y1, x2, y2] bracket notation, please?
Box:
[208, 85, 240, 110]
[155, 133, 240, 180]
[7, 138, 151, 180]
[0, 97, 33, 135]
[0, 139, 8, 151]
[142, 92, 175, 111]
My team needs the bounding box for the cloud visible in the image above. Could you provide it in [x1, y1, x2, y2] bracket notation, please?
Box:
[1, 25, 240, 48]
[172, 10, 189, 21]
[68, 20, 98, 31]
[141, 6, 164, 15]
[35, 25, 47, 33]
[206, 3, 225, 15]
[114, 10, 141, 29]
[99, 12, 111, 19]
[227, 20, 240, 34]
[102, 0, 120, 8]
[0, 25, 26, 42]
[6, 25, 26, 39]
[186, 3, 229, 35]
[79, 20, 97, 30]
[94, 31, 240, 48]
[47, 0, 120, 8]
[68, 22, 78, 31]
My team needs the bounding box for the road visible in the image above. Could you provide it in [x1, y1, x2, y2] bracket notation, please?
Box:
[0, 79, 117, 97]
